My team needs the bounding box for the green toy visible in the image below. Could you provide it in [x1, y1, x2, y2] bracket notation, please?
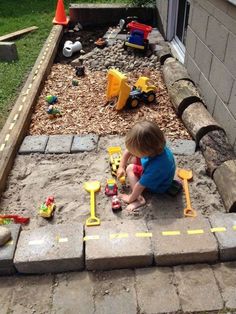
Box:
[46, 95, 58, 104]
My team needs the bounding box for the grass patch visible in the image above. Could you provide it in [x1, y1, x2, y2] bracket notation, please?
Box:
[0, 0, 129, 129]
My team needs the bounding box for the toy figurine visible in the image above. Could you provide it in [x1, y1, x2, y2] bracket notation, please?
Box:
[0, 215, 29, 225]
[111, 195, 122, 212]
[47, 105, 61, 118]
[75, 65, 85, 77]
[72, 79, 79, 86]
[39, 196, 56, 218]
[45, 95, 58, 104]
[105, 178, 118, 196]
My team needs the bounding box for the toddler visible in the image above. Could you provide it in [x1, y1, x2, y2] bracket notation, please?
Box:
[117, 120, 176, 211]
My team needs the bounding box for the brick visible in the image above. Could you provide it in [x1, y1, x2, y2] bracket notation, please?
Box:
[14, 223, 84, 273]
[191, 3, 208, 40]
[0, 224, 21, 275]
[19, 135, 48, 154]
[209, 56, 234, 103]
[135, 267, 180, 313]
[10, 275, 53, 314]
[45, 135, 73, 154]
[209, 213, 236, 261]
[0, 42, 18, 61]
[225, 32, 236, 77]
[71, 134, 98, 153]
[199, 73, 217, 115]
[174, 264, 223, 312]
[206, 16, 229, 62]
[195, 38, 213, 78]
[94, 270, 137, 314]
[229, 81, 236, 119]
[213, 262, 236, 309]
[167, 139, 196, 155]
[213, 96, 236, 145]
[85, 220, 153, 270]
[52, 272, 95, 314]
[185, 26, 197, 58]
[148, 216, 218, 266]
[185, 53, 201, 85]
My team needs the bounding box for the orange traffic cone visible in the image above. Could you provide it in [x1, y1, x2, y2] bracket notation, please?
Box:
[53, 0, 69, 25]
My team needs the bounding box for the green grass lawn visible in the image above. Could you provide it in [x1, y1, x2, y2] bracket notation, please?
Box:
[0, 0, 129, 129]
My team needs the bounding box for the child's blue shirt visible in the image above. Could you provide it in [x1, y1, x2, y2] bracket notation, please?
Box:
[139, 146, 175, 193]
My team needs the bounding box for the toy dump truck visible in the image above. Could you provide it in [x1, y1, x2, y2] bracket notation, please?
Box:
[124, 21, 152, 51]
[106, 69, 156, 110]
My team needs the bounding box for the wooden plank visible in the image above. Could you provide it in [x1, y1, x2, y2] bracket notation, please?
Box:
[0, 25, 63, 195]
[0, 26, 38, 42]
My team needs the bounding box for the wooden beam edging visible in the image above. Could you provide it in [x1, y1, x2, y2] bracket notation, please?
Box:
[0, 24, 63, 195]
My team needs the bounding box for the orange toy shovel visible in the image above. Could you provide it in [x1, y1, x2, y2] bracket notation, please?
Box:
[177, 169, 197, 218]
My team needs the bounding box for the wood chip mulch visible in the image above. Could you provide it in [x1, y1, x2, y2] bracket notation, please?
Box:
[29, 64, 191, 140]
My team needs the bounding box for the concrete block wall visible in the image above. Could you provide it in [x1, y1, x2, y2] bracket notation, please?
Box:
[156, 0, 169, 38]
[185, 0, 236, 152]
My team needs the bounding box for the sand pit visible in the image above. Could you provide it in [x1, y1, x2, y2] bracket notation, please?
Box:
[0, 135, 224, 230]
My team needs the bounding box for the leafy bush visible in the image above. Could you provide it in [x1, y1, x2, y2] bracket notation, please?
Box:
[130, 0, 156, 6]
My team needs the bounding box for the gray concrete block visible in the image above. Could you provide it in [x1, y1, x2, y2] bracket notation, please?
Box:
[213, 262, 236, 309]
[0, 42, 18, 62]
[213, 96, 236, 145]
[167, 139, 196, 155]
[195, 37, 213, 78]
[225, 33, 236, 78]
[174, 264, 224, 312]
[148, 216, 218, 266]
[185, 26, 197, 58]
[19, 135, 48, 154]
[94, 270, 137, 314]
[185, 53, 201, 85]
[85, 220, 153, 270]
[214, 3, 236, 35]
[229, 80, 236, 119]
[191, 3, 208, 40]
[71, 134, 99, 153]
[206, 16, 229, 61]
[209, 56, 234, 103]
[14, 223, 84, 273]
[52, 272, 95, 314]
[209, 213, 236, 261]
[45, 135, 73, 154]
[135, 267, 180, 313]
[0, 224, 21, 275]
[199, 73, 217, 115]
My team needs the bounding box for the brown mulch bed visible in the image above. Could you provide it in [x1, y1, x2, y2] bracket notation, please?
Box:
[29, 64, 191, 140]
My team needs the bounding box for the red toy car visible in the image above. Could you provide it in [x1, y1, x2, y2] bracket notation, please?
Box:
[112, 195, 122, 212]
[105, 179, 118, 196]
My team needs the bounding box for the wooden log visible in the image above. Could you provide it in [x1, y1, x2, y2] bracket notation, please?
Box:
[199, 130, 236, 177]
[0, 26, 38, 42]
[213, 160, 236, 212]
[155, 46, 172, 65]
[163, 57, 193, 88]
[181, 102, 224, 145]
[168, 80, 202, 116]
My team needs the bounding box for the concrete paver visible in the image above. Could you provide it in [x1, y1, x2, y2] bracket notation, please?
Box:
[71, 134, 99, 152]
[174, 264, 224, 312]
[85, 220, 153, 270]
[213, 262, 236, 309]
[52, 272, 95, 314]
[135, 267, 180, 314]
[167, 139, 196, 155]
[209, 213, 236, 261]
[148, 216, 218, 265]
[14, 223, 84, 273]
[45, 135, 73, 153]
[19, 135, 48, 154]
[0, 224, 21, 275]
[93, 269, 137, 314]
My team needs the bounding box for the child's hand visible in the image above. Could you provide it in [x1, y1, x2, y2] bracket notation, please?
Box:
[118, 193, 130, 204]
[117, 167, 126, 179]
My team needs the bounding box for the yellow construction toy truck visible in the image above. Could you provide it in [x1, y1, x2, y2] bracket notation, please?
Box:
[106, 69, 156, 110]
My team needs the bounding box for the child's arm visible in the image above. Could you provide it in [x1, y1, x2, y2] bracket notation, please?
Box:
[117, 149, 131, 178]
[120, 181, 145, 203]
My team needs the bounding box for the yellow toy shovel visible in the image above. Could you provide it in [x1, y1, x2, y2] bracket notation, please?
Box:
[177, 169, 197, 218]
[84, 181, 101, 226]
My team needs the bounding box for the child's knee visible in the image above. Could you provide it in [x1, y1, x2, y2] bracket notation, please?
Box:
[126, 163, 134, 174]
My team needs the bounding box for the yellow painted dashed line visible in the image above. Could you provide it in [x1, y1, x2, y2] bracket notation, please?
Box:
[0, 144, 5, 151]
[84, 235, 100, 241]
[233, 226, 236, 231]
[9, 123, 15, 130]
[110, 233, 129, 239]
[58, 237, 68, 243]
[35, 70, 38, 75]
[29, 239, 44, 245]
[28, 83, 32, 89]
[13, 114, 18, 121]
[6, 239, 14, 246]
[18, 105, 23, 112]
[211, 227, 226, 233]
[135, 232, 152, 238]
[162, 231, 181, 236]
[5, 134, 10, 142]
[22, 96, 26, 103]
[187, 229, 204, 235]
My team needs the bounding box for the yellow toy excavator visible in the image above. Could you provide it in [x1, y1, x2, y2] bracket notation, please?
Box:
[106, 69, 156, 110]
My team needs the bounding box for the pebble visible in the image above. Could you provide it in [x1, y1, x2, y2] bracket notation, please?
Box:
[0, 226, 11, 246]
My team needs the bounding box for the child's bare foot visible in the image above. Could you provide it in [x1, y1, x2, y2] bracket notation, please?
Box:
[118, 193, 130, 203]
[126, 196, 146, 212]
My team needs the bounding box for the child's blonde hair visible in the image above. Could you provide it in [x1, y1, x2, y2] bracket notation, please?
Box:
[125, 120, 166, 157]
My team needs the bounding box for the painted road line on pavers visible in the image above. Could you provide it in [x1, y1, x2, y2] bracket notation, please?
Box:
[83, 235, 100, 241]
[211, 227, 226, 233]
[135, 232, 153, 238]
[110, 233, 129, 239]
[162, 231, 181, 236]
[187, 229, 204, 235]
